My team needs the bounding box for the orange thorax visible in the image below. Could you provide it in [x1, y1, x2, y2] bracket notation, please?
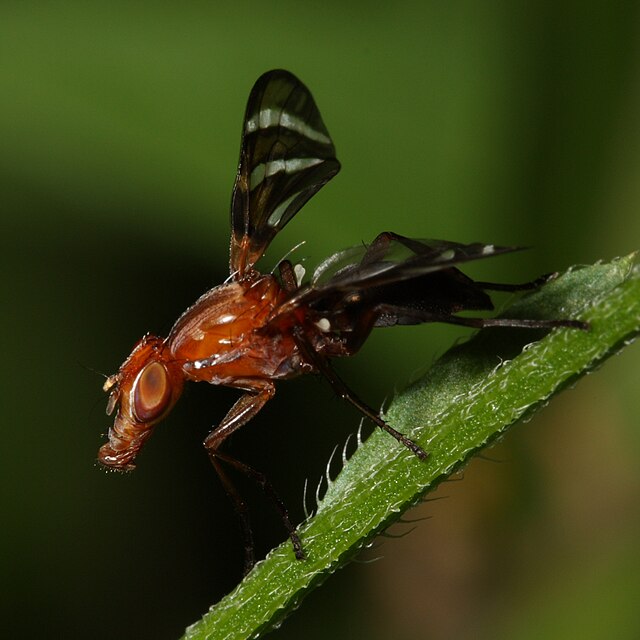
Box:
[167, 274, 300, 385]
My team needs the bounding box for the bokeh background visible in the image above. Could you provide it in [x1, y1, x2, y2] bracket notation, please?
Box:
[2, 2, 639, 638]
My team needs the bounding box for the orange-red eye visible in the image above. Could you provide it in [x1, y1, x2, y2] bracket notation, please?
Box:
[133, 362, 171, 422]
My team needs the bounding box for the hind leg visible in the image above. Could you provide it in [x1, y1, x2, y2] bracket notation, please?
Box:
[475, 272, 556, 292]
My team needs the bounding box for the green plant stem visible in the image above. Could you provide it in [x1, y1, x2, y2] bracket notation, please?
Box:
[183, 255, 640, 640]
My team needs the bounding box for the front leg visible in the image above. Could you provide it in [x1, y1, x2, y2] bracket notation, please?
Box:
[203, 381, 275, 452]
[203, 381, 303, 573]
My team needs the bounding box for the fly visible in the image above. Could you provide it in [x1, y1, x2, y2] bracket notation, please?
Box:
[99, 70, 587, 571]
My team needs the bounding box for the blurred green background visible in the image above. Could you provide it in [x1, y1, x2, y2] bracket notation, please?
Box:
[2, 2, 639, 638]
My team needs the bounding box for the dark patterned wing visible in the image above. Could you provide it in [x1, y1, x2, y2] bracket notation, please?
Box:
[230, 70, 341, 276]
[273, 232, 522, 323]
[309, 233, 521, 290]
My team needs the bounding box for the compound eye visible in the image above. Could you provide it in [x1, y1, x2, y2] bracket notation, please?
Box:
[133, 362, 171, 422]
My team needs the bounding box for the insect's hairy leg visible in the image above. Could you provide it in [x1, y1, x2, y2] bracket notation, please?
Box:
[203, 383, 304, 571]
[213, 451, 304, 563]
[441, 315, 589, 331]
[292, 327, 428, 460]
[209, 455, 255, 575]
[475, 273, 555, 292]
[369, 303, 588, 332]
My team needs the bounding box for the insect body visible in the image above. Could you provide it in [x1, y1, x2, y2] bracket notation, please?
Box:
[99, 70, 586, 568]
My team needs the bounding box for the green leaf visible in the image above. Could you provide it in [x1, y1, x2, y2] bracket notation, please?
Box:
[182, 255, 640, 640]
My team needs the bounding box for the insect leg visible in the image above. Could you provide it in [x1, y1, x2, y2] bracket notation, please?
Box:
[360, 231, 424, 266]
[203, 384, 304, 570]
[360, 231, 395, 264]
[208, 454, 255, 574]
[204, 384, 275, 452]
[292, 327, 428, 460]
[475, 273, 556, 292]
[213, 451, 304, 562]
[437, 315, 589, 331]
[370, 303, 588, 332]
